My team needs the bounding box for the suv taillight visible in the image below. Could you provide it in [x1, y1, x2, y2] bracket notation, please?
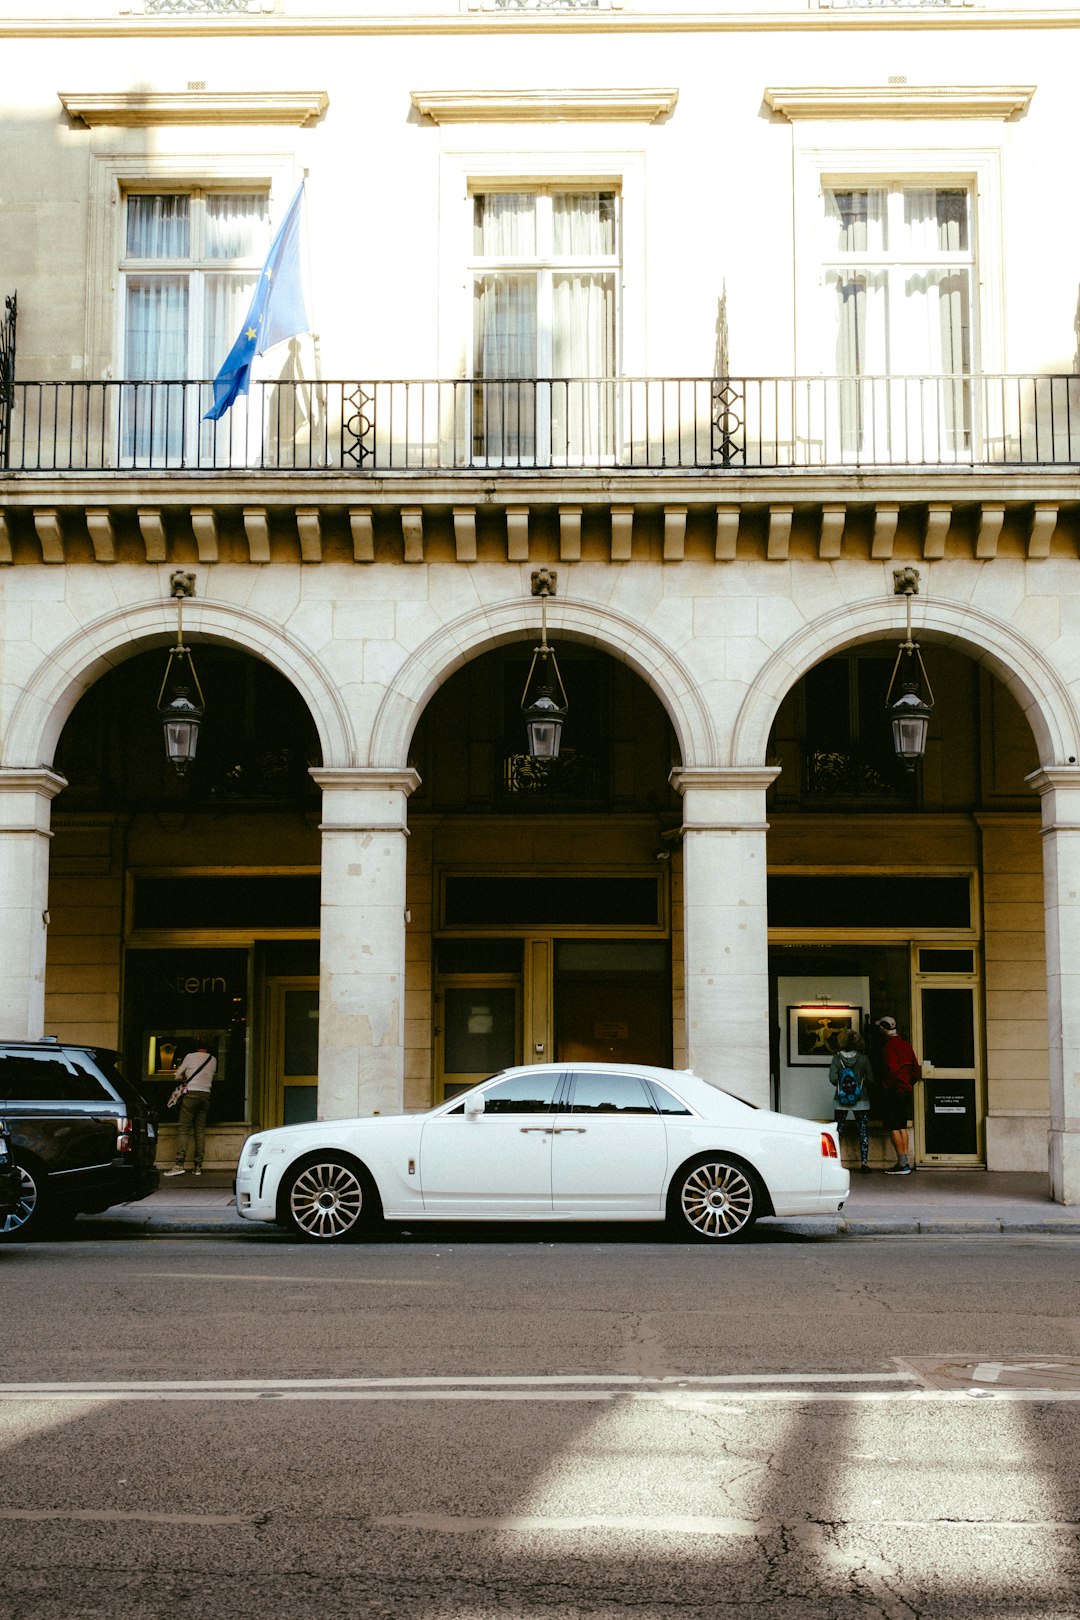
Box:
[821, 1131, 838, 1158]
[117, 1117, 133, 1154]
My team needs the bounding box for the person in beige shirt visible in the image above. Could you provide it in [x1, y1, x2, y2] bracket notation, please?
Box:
[163, 1041, 218, 1178]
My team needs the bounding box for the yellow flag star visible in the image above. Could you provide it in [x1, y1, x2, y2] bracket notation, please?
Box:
[245, 327, 257, 341]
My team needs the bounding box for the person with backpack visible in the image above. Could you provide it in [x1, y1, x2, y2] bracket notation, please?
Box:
[828, 1029, 873, 1173]
[875, 1015, 921, 1174]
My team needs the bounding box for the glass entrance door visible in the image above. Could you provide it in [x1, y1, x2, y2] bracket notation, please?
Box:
[266, 978, 319, 1129]
[914, 978, 983, 1165]
[436, 980, 520, 1100]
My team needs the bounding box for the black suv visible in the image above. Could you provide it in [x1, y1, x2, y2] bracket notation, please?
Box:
[0, 1040, 159, 1237]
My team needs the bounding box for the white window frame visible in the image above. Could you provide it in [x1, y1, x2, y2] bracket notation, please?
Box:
[85, 154, 299, 378]
[119, 186, 272, 383]
[793, 143, 1004, 464]
[793, 144, 1005, 379]
[468, 184, 621, 380]
[437, 149, 644, 467]
[438, 149, 645, 381]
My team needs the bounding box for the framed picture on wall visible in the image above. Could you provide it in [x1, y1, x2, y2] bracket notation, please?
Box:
[787, 1005, 862, 1067]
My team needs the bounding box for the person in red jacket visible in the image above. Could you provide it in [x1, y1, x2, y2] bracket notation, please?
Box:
[876, 1015, 921, 1175]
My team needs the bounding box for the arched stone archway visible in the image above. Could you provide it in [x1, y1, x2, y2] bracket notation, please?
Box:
[367, 594, 717, 770]
[3, 598, 354, 771]
[725, 591, 1080, 1203]
[730, 594, 1080, 770]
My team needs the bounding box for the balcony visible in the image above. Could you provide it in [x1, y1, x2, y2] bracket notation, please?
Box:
[2, 374, 1079, 475]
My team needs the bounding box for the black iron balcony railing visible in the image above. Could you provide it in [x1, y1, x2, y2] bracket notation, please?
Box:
[2, 374, 1078, 474]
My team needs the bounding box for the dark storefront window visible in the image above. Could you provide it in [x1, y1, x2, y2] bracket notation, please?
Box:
[768, 875, 971, 930]
[132, 874, 320, 932]
[444, 875, 661, 928]
[124, 948, 249, 1123]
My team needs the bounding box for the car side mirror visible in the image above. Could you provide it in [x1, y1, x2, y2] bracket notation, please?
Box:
[463, 1096, 485, 1120]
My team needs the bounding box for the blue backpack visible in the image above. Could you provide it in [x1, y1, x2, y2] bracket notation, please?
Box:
[835, 1054, 862, 1108]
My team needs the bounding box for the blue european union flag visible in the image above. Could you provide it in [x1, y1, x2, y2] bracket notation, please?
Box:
[204, 183, 309, 421]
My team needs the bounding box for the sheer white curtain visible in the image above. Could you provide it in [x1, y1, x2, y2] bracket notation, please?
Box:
[126, 194, 189, 259]
[125, 278, 188, 380]
[825, 189, 888, 452]
[552, 274, 615, 456]
[901, 189, 972, 454]
[823, 186, 972, 458]
[471, 189, 618, 461]
[473, 191, 536, 257]
[552, 194, 616, 458]
[473, 195, 537, 460]
[473, 273, 536, 461]
[205, 192, 268, 260]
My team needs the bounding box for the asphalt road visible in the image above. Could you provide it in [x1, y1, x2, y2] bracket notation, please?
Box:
[2, 1232, 1079, 1619]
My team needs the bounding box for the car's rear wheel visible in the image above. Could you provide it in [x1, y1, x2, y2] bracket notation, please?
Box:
[669, 1155, 760, 1243]
[283, 1154, 377, 1243]
[1, 1164, 49, 1240]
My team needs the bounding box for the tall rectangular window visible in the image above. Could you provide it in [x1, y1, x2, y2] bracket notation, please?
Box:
[823, 182, 974, 457]
[121, 189, 269, 459]
[471, 187, 619, 463]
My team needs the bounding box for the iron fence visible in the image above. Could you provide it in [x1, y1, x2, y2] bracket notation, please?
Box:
[2, 373, 1078, 474]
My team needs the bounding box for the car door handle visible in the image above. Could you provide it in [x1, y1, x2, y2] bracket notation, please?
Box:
[519, 1126, 554, 1134]
[553, 1127, 586, 1134]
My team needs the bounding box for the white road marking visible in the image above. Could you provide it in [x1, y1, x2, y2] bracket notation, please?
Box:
[0, 1509, 251, 1527]
[970, 1360, 1067, 1384]
[0, 1372, 1078, 1403]
[138, 1273, 447, 1286]
[0, 1372, 911, 1393]
[376, 1513, 1080, 1535]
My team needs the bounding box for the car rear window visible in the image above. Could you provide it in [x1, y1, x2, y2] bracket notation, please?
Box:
[645, 1079, 693, 1115]
[76, 1050, 152, 1112]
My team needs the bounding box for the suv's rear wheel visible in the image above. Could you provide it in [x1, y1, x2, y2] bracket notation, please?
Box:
[1, 1164, 47, 1239]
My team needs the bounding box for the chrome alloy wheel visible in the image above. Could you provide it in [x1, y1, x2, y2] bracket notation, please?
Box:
[678, 1158, 756, 1240]
[287, 1159, 365, 1241]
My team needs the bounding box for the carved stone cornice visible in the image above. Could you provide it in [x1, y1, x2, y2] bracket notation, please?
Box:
[764, 85, 1035, 121]
[59, 90, 329, 126]
[410, 87, 678, 123]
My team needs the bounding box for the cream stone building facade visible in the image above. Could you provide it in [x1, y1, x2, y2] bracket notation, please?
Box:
[1, 0, 1079, 1196]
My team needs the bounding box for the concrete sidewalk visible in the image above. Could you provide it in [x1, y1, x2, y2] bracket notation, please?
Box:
[70, 1167, 1080, 1239]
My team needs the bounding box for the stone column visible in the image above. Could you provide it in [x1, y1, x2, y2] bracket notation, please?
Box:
[670, 767, 779, 1107]
[311, 767, 420, 1120]
[0, 769, 67, 1040]
[1026, 766, 1080, 1203]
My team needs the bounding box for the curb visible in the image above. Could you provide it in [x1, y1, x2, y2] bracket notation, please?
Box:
[71, 1212, 1080, 1240]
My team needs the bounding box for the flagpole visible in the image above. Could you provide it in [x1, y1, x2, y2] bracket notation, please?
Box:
[301, 167, 325, 464]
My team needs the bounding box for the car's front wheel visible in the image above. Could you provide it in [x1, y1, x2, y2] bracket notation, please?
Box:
[669, 1155, 760, 1243]
[282, 1154, 378, 1243]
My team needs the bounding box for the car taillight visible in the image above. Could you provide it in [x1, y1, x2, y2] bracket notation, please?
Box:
[821, 1131, 838, 1158]
[117, 1117, 133, 1153]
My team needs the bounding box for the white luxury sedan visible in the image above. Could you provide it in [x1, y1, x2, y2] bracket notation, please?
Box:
[235, 1064, 848, 1244]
